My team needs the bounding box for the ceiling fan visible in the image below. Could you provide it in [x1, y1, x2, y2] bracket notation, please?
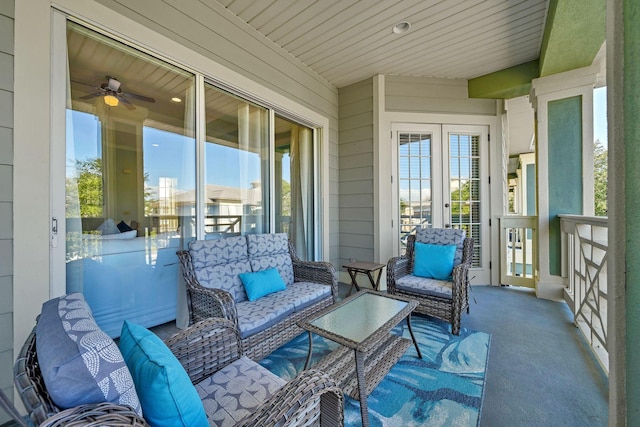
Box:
[75, 76, 155, 110]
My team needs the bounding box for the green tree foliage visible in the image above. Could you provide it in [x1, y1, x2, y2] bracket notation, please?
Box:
[450, 180, 471, 216]
[594, 140, 608, 216]
[67, 158, 103, 217]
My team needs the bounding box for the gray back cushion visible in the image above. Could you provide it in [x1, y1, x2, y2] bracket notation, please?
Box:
[247, 233, 294, 286]
[416, 228, 466, 266]
[36, 293, 142, 415]
[189, 236, 250, 302]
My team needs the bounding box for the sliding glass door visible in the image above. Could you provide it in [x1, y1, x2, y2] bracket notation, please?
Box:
[57, 20, 322, 336]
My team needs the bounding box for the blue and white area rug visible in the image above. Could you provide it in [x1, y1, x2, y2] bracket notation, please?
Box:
[259, 315, 491, 427]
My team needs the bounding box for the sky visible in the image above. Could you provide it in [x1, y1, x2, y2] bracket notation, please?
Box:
[594, 86, 608, 147]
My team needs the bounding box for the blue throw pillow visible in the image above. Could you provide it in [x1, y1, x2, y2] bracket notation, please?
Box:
[119, 321, 208, 427]
[239, 268, 286, 301]
[413, 242, 457, 280]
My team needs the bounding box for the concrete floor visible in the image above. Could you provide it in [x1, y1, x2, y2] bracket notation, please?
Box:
[463, 285, 608, 427]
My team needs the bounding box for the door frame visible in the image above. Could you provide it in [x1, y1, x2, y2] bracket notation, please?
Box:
[378, 110, 502, 287]
[390, 123, 491, 284]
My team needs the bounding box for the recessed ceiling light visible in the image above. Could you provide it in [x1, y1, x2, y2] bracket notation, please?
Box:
[171, 97, 182, 103]
[392, 21, 411, 34]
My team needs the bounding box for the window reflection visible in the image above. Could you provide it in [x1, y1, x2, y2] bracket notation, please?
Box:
[204, 84, 269, 238]
[65, 22, 196, 336]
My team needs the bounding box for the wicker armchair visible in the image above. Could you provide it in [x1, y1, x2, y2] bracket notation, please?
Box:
[177, 233, 338, 361]
[15, 317, 344, 427]
[387, 229, 473, 335]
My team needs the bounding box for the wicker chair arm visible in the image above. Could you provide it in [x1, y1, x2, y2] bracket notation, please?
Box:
[237, 369, 344, 427]
[165, 318, 242, 385]
[39, 403, 149, 427]
[187, 285, 238, 326]
[450, 261, 471, 321]
[386, 256, 411, 293]
[292, 260, 339, 301]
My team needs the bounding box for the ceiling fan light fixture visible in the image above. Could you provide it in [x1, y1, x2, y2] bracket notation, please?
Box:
[104, 94, 119, 107]
[392, 21, 411, 34]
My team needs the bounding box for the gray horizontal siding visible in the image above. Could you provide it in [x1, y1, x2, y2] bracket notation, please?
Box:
[385, 75, 497, 115]
[338, 78, 374, 270]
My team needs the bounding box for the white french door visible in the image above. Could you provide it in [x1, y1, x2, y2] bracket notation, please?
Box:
[392, 123, 490, 284]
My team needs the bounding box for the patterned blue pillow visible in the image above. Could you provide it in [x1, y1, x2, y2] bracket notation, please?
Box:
[413, 242, 456, 280]
[239, 268, 286, 301]
[36, 293, 142, 415]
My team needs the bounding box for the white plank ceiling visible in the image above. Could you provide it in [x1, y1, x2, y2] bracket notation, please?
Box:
[211, 0, 549, 88]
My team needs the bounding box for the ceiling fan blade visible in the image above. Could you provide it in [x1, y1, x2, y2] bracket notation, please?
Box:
[123, 92, 155, 103]
[79, 92, 103, 100]
[119, 96, 137, 110]
[71, 80, 101, 89]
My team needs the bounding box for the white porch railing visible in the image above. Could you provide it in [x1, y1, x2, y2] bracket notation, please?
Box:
[560, 214, 609, 373]
[499, 216, 537, 288]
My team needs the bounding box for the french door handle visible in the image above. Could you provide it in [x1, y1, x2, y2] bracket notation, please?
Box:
[444, 203, 450, 208]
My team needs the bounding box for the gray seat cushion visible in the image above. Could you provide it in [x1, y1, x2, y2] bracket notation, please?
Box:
[279, 282, 331, 312]
[235, 294, 296, 339]
[189, 237, 250, 302]
[247, 233, 294, 286]
[395, 274, 453, 299]
[196, 356, 286, 427]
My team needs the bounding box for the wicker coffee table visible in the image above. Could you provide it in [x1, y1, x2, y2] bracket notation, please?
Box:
[298, 290, 422, 427]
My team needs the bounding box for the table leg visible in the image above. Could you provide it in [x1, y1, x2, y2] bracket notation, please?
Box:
[406, 314, 422, 359]
[354, 349, 369, 427]
[304, 331, 314, 370]
[365, 270, 377, 291]
[347, 269, 361, 296]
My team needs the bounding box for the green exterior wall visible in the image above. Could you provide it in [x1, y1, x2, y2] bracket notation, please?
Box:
[548, 96, 583, 275]
[625, 0, 640, 422]
[539, 0, 606, 77]
[468, 60, 539, 99]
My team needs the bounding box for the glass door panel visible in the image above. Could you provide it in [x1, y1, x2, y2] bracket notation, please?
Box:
[65, 22, 196, 337]
[204, 84, 269, 238]
[448, 133, 482, 267]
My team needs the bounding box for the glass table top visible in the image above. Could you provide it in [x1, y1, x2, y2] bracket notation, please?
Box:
[310, 292, 409, 343]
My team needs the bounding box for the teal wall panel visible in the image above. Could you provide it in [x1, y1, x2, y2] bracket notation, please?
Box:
[625, 0, 640, 421]
[548, 96, 583, 275]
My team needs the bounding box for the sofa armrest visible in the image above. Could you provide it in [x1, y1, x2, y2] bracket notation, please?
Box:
[188, 285, 238, 327]
[386, 256, 411, 293]
[39, 402, 149, 427]
[292, 259, 339, 302]
[177, 250, 239, 327]
[165, 318, 242, 385]
[237, 369, 343, 427]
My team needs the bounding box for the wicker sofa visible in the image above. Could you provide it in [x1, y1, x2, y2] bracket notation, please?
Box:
[14, 293, 343, 427]
[177, 233, 339, 361]
[387, 228, 473, 335]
